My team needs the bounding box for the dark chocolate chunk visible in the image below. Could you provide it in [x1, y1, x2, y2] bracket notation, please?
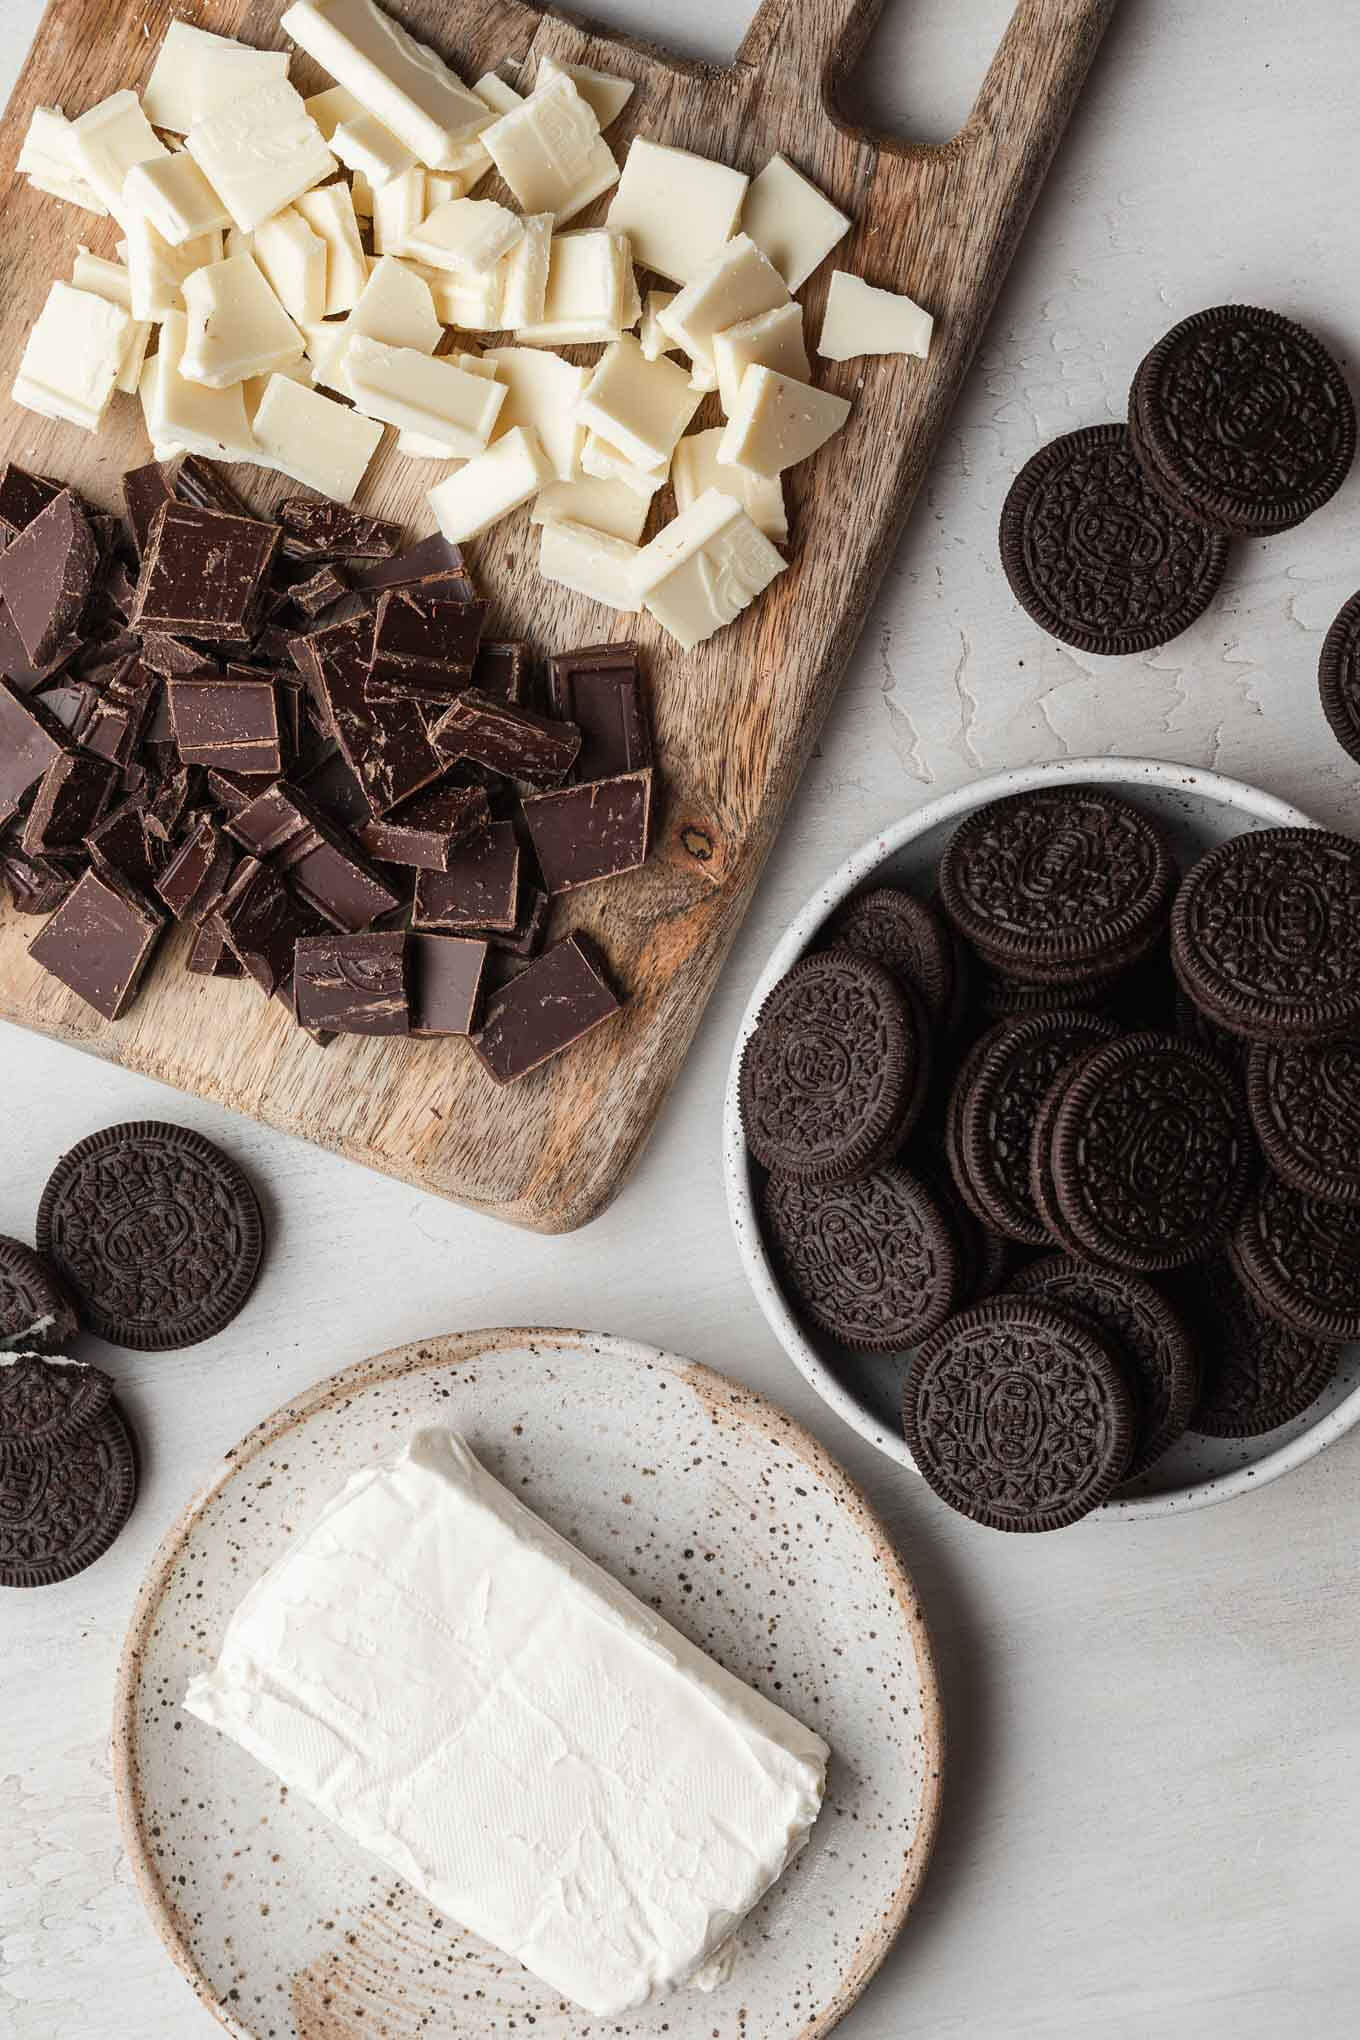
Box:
[146, 764, 203, 842]
[473, 639, 529, 706]
[408, 931, 487, 1036]
[520, 770, 652, 893]
[225, 781, 399, 930]
[431, 689, 580, 788]
[186, 917, 245, 976]
[83, 655, 159, 768]
[169, 668, 282, 775]
[132, 501, 280, 642]
[297, 744, 374, 831]
[155, 812, 237, 921]
[21, 752, 118, 854]
[472, 933, 622, 1084]
[278, 500, 402, 560]
[33, 683, 97, 739]
[139, 631, 209, 677]
[309, 611, 444, 815]
[493, 885, 550, 961]
[0, 839, 81, 915]
[0, 597, 79, 694]
[546, 643, 650, 781]
[0, 680, 69, 825]
[366, 586, 484, 705]
[348, 533, 468, 595]
[0, 463, 61, 542]
[293, 929, 410, 1034]
[355, 779, 490, 871]
[28, 866, 163, 1020]
[214, 857, 323, 995]
[412, 821, 519, 933]
[0, 491, 98, 665]
[173, 453, 254, 520]
[120, 461, 174, 557]
[85, 798, 166, 898]
[290, 564, 350, 618]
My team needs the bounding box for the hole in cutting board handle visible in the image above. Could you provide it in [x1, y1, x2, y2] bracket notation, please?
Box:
[835, 0, 1020, 144]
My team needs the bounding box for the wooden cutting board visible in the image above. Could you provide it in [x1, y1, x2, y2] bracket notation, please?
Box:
[0, 0, 1115, 1231]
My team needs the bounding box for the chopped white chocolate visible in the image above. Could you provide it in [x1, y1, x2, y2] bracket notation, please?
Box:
[482, 346, 586, 483]
[251, 373, 384, 500]
[422, 264, 503, 331]
[345, 334, 505, 451]
[497, 212, 552, 329]
[351, 169, 376, 217]
[18, 108, 108, 216]
[514, 230, 626, 347]
[140, 308, 258, 461]
[482, 71, 617, 224]
[141, 23, 291, 132]
[538, 517, 642, 611]
[252, 208, 328, 326]
[73, 91, 169, 227]
[332, 111, 417, 188]
[672, 426, 786, 542]
[531, 475, 651, 543]
[639, 289, 676, 361]
[403, 196, 522, 276]
[576, 335, 701, 470]
[303, 85, 364, 141]
[121, 152, 231, 246]
[473, 73, 523, 118]
[243, 357, 311, 424]
[280, 0, 488, 169]
[302, 320, 353, 393]
[295, 182, 369, 315]
[740, 152, 850, 291]
[428, 426, 555, 541]
[70, 248, 152, 396]
[347, 254, 441, 351]
[186, 80, 335, 234]
[124, 214, 221, 320]
[718, 365, 851, 478]
[181, 254, 304, 390]
[580, 428, 667, 498]
[620, 260, 642, 333]
[13, 281, 130, 432]
[817, 270, 933, 361]
[606, 138, 747, 284]
[713, 300, 809, 416]
[657, 234, 788, 383]
[537, 53, 633, 131]
[371, 166, 425, 255]
[635, 488, 785, 649]
[422, 170, 466, 209]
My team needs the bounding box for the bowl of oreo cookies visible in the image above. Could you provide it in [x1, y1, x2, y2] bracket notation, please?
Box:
[723, 757, 1360, 1527]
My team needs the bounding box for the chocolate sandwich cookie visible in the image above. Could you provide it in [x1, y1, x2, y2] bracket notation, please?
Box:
[903, 1299, 1135, 1532]
[1171, 828, 1360, 1042]
[1183, 1257, 1339, 1438]
[1011, 1255, 1199, 1477]
[1129, 305, 1356, 535]
[1246, 1036, 1360, 1205]
[825, 887, 956, 1026]
[938, 787, 1175, 987]
[1228, 1173, 1360, 1343]
[739, 950, 928, 1183]
[972, 962, 1127, 1021]
[761, 1165, 961, 1352]
[37, 1122, 264, 1350]
[1045, 1032, 1251, 1271]
[0, 1237, 79, 1354]
[0, 1400, 136, 1587]
[999, 423, 1229, 655]
[1318, 589, 1360, 768]
[0, 1354, 113, 1462]
[1026, 1065, 1086, 1255]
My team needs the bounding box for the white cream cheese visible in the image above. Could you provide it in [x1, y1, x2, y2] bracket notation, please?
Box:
[185, 1429, 828, 2018]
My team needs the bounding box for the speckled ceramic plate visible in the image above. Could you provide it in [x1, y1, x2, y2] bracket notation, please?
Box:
[113, 1329, 942, 2040]
[723, 758, 1360, 1520]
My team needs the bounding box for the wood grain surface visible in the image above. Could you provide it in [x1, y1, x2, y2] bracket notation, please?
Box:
[0, 0, 1116, 1230]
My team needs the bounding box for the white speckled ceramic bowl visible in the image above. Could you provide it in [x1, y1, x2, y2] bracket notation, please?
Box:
[114, 1328, 943, 2040]
[723, 757, 1360, 1520]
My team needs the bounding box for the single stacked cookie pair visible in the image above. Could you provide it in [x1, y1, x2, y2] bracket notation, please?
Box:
[1001, 304, 1356, 658]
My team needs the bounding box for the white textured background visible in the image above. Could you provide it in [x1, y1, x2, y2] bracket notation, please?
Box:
[4, 3, 1360, 2036]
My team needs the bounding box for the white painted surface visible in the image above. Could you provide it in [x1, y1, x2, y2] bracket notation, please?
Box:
[4, 4, 1360, 2037]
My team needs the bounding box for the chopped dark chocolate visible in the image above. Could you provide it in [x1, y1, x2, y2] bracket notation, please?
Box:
[146, 765, 203, 841]
[0, 680, 68, 825]
[293, 929, 409, 1034]
[290, 565, 350, 618]
[86, 798, 166, 898]
[132, 502, 280, 642]
[0, 839, 80, 915]
[409, 931, 486, 1036]
[121, 462, 174, 558]
[546, 643, 651, 782]
[493, 884, 550, 960]
[225, 781, 399, 930]
[431, 689, 580, 788]
[103, 558, 138, 621]
[215, 857, 321, 995]
[21, 752, 118, 854]
[471, 933, 622, 1085]
[521, 770, 653, 893]
[279, 501, 402, 560]
[474, 639, 529, 706]
[256, 623, 303, 667]
[411, 821, 520, 933]
[28, 865, 163, 1021]
[356, 780, 490, 871]
[83, 654, 159, 767]
[186, 916, 245, 976]
[348, 533, 469, 596]
[0, 596, 79, 694]
[366, 586, 484, 706]
[139, 631, 210, 677]
[309, 612, 444, 815]
[204, 769, 254, 817]
[298, 744, 374, 830]
[155, 811, 237, 921]
[32, 679, 97, 738]
[174, 454, 253, 520]
[0, 464, 61, 543]
[0, 491, 98, 665]
[169, 668, 282, 775]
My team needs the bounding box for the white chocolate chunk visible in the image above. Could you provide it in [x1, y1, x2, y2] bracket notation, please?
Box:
[124, 214, 221, 320]
[421, 264, 503, 331]
[531, 475, 651, 543]
[713, 300, 809, 417]
[140, 308, 258, 460]
[740, 152, 849, 291]
[497, 212, 552, 329]
[347, 254, 441, 351]
[717, 365, 851, 478]
[73, 91, 169, 227]
[332, 112, 417, 188]
[252, 209, 328, 326]
[620, 260, 642, 333]
[428, 426, 555, 541]
[122, 152, 231, 246]
[482, 72, 617, 224]
[394, 348, 497, 452]
[12, 281, 130, 432]
[657, 234, 788, 382]
[186, 80, 335, 234]
[538, 517, 642, 610]
[251, 374, 384, 500]
[18, 107, 108, 215]
[635, 488, 785, 649]
[402, 196, 523, 276]
[672, 427, 786, 542]
[576, 335, 701, 470]
[345, 334, 505, 451]
[606, 138, 747, 284]
[536, 53, 633, 131]
[243, 357, 310, 422]
[422, 171, 466, 209]
[181, 254, 304, 390]
[514, 230, 627, 347]
[639, 289, 676, 361]
[817, 270, 933, 361]
[142, 23, 291, 132]
[580, 429, 667, 498]
[70, 249, 152, 396]
[280, 0, 488, 169]
[482, 346, 586, 483]
[301, 320, 353, 393]
[371, 166, 425, 255]
[304, 85, 364, 141]
[295, 182, 369, 315]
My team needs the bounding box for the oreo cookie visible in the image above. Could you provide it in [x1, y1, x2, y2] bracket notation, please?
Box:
[1229, 1173, 1360, 1342]
[761, 1165, 960, 1351]
[1318, 588, 1360, 768]
[0, 1399, 137, 1588]
[1129, 304, 1356, 535]
[0, 1353, 113, 1463]
[0, 1236, 78, 1354]
[903, 1298, 1134, 1532]
[1000, 423, 1229, 655]
[1183, 1258, 1339, 1438]
[826, 887, 956, 1025]
[1246, 1036, 1360, 1205]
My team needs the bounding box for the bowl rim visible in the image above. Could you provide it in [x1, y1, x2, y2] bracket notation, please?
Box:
[722, 754, 1360, 1521]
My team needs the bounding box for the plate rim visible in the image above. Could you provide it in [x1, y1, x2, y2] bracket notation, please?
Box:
[720, 754, 1360, 1520]
[112, 1325, 945, 2040]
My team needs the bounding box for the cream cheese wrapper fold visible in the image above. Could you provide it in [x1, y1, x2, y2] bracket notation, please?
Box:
[184, 1428, 829, 2018]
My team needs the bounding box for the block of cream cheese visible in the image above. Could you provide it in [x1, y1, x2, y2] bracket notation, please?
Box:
[482, 346, 586, 482]
[606, 137, 747, 284]
[740, 151, 850, 292]
[17, 107, 109, 215]
[185, 1431, 827, 2017]
[672, 426, 786, 542]
[294, 182, 370, 315]
[345, 334, 506, 452]
[428, 427, 555, 541]
[818, 270, 934, 362]
[251, 209, 328, 327]
[530, 474, 651, 544]
[141, 22, 291, 132]
[713, 301, 809, 418]
[635, 487, 786, 649]
[122, 152, 232, 247]
[73, 91, 169, 227]
[575, 334, 701, 470]
[718, 365, 851, 478]
[180, 254, 304, 390]
[538, 517, 643, 610]
[186, 79, 335, 233]
[280, 0, 488, 169]
[331, 111, 417, 189]
[251, 374, 383, 501]
[536, 52, 634, 131]
[402, 195, 523, 276]
[481, 71, 617, 223]
[13, 280, 130, 432]
[657, 233, 789, 383]
[71, 248, 153, 395]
